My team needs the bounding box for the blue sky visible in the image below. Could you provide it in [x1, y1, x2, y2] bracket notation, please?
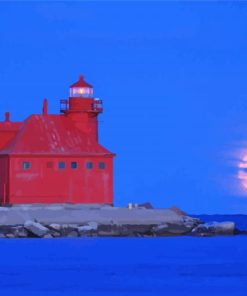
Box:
[1, 1, 247, 213]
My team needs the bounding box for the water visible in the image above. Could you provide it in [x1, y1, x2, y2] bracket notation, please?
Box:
[0, 216, 247, 296]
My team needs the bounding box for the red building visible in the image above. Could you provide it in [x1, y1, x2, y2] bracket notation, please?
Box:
[0, 75, 115, 205]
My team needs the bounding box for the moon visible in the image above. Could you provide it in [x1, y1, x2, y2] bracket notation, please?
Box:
[238, 154, 247, 190]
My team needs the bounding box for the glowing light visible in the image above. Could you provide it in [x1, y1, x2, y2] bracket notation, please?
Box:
[70, 87, 93, 97]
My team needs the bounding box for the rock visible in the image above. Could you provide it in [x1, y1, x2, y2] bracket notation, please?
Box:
[0, 225, 28, 238]
[61, 224, 78, 236]
[182, 216, 202, 230]
[97, 224, 154, 237]
[77, 221, 98, 235]
[152, 223, 169, 235]
[14, 226, 28, 238]
[87, 221, 98, 230]
[48, 223, 62, 237]
[151, 223, 183, 235]
[67, 230, 78, 237]
[49, 223, 62, 232]
[24, 220, 50, 237]
[138, 202, 153, 209]
[122, 224, 153, 236]
[51, 231, 61, 238]
[78, 225, 93, 232]
[97, 224, 120, 236]
[192, 221, 236, 236]
[62, 224, 78, 229]
[0, 225, 16, 235]
[0, 233, 5, 238]
[43, 234, 53, 238]
[152, 222, 196, 235]
[6, 233, 15, 238]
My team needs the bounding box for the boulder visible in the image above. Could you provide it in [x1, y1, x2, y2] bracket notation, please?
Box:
[151, 217, 202, 235]
[61, 224, 78, 236]
[48, 223, 62, 237]
[77, 221, 98, 235]
[87, 221, 98, 230]
[152, 223, 169, 235]
[182, 216, 202, 230]
[78, 225, 93, 232]
[0, 225, 16, 235]
[14, 226, 28, 238]
[122, 224, 153, 236]
[192, 221, 236, 236]
[152, 223, 191, 235]
[78, 222, 98, 236]
[49, 223, 62, 232]
[96, 224, 153, 237]
[67, 230, 79, 237]
[51, 231, 61, 238]
[43, 234, 53, 238]
[6, 233, 15, 238]
[24, 220, 50, 237]
[97, 224, 121, 236]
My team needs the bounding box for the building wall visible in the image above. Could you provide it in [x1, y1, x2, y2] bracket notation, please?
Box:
[8, 156, 113, 204]
[0, 156, 9, 204]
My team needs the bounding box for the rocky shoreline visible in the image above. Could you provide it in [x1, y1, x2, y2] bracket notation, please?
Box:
[0, 204, 241, 238]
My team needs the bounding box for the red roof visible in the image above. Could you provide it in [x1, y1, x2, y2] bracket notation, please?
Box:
[0, 114, 113, 156]
[70, 75, 93, 89]
[0, 121, 22, 131]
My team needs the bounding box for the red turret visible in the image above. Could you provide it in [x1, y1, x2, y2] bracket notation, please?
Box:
[60, 75, 103, 141]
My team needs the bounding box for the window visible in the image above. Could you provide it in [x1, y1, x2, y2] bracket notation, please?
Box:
[46, 161, 53, 169]
[86, 162, 93, 169]
[22, 161, 30, 170]
[99, 162, 105, 169]
[71, 162, 77, 169]
[58, 161, 65, 169]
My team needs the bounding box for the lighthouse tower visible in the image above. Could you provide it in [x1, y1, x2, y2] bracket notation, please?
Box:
[60, 75, 103, 141]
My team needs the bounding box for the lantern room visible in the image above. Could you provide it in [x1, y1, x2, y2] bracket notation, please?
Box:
[69, 75, 93, 98]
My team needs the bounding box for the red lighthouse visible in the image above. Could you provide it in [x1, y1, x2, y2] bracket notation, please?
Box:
[0, 75, 115, 205]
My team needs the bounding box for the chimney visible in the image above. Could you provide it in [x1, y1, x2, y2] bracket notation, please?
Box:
[5, 112, 10, 122]
[42, 98, 48, 115]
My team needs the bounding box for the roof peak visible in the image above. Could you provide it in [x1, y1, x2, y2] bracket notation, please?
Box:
[70, 74, 93, 89]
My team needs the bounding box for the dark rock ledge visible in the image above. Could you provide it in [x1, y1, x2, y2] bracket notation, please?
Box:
[0, 204, 240, 238]
[0, 220, 240, 238]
